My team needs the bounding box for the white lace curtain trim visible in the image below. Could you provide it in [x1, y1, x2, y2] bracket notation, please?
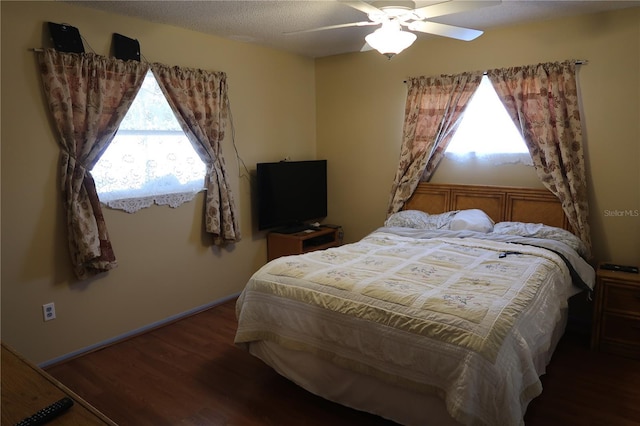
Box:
[100, 190, 202, 213]
[445, 151, 533, 166]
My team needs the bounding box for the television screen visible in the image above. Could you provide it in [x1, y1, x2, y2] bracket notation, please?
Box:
[256, 160, 327, 232]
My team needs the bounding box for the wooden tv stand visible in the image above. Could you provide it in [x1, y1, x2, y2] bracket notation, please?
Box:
[267, 226, 341, 261]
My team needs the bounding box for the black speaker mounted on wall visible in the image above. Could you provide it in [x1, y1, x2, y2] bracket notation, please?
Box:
[113, 33, 140, 61]
[48, 22, 84, 53]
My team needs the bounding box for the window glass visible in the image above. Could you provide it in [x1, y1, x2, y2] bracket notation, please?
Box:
[446, 75, 532, 165]
[92, 71, 206, 211]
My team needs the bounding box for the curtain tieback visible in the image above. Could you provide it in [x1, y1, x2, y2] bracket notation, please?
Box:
[60, 150, 92, 173]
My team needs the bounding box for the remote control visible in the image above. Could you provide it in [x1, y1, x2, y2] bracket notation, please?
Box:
[600, 263, 639, 274]
[499, 251, 522, 258]
[15, 397, 74, 426]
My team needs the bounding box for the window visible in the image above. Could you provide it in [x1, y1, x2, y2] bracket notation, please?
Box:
[446, 75, 532, 166]
[92, 71, 206, 212]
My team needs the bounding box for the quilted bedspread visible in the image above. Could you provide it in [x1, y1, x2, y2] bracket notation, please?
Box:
[235, 229, 593, 426]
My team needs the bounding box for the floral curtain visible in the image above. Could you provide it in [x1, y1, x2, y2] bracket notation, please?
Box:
[38, 49, 149, 279]
[487, 61, 591, 256]
[151, 63, 241, 244]
[387, 72, 483, 215]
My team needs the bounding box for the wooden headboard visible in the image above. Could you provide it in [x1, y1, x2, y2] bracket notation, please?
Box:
[404, 183, 572, 231]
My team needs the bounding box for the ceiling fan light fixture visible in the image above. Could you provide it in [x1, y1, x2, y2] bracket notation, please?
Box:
[365, 24, 417, 59]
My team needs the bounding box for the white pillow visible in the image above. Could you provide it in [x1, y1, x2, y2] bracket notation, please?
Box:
[384, 210, 431, 229]
[449, 209, 494, 233]
[384, 210, 458, 230]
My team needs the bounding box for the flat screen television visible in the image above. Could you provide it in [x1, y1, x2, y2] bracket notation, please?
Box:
[256, 160, 327, 233]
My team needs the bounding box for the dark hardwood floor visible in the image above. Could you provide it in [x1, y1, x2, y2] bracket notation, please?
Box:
[46, 299, 640, 426]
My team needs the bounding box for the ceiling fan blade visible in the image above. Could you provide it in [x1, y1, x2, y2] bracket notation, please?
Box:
[340, 0, 383, 16]
[360, 42, 374, 52]
[414, 0, 501, 20]
[284, 21, 378, 35]
[408, 21, 483, 41]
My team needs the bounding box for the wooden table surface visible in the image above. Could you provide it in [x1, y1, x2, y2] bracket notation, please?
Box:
[1, 342, 117, 425]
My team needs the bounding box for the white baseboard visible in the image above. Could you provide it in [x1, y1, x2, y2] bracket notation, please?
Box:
[39, 293, 241, 368]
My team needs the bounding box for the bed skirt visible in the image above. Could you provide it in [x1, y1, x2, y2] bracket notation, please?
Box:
[246, 307, 569, 426]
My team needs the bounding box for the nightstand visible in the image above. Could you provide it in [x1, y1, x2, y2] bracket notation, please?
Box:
[591, 263, 640, 358]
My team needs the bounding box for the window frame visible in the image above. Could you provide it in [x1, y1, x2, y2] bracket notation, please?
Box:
[445, 75, 532, 166]
[91, 71, 207, 213]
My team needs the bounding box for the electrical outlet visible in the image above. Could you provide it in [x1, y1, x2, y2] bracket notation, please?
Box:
[42, 302, 56, 321]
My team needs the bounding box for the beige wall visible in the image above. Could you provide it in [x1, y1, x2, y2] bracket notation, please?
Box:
[1, 1, 316, 363]
[317, 8, 640, 267]
[2, 2, 639, 365]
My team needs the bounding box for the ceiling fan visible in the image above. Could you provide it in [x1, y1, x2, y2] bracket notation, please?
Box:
[287, 0, 501, 58]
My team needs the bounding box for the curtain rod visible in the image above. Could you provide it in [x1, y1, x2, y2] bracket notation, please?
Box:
[403, 60, 589, 83]
[31, 48, 589, 69]
[31, 48, 589, 66]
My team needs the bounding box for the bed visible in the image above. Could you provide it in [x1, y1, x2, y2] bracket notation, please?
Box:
[235, 183, 595, 426]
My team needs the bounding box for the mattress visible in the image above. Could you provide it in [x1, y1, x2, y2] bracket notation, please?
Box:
[235, 228, 594, 426]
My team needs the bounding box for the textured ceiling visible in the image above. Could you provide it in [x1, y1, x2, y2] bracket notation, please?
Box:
[67, 0, 640, 58]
